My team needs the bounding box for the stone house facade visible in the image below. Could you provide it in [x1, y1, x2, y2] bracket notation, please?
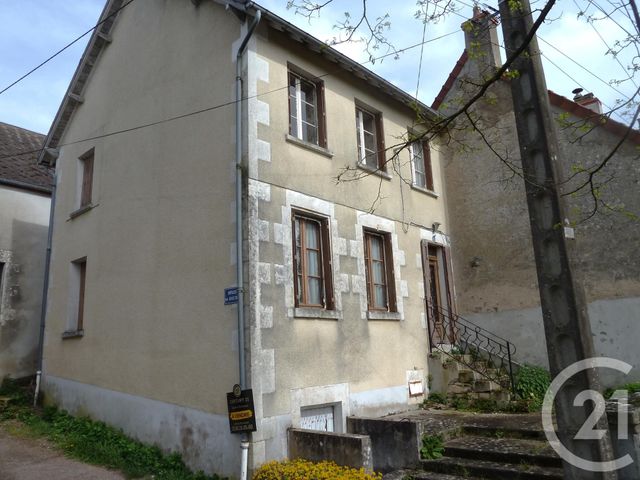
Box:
[433, 8, 640, 387]
[0, 122, 52, 379]
[37, 0, 453, 476]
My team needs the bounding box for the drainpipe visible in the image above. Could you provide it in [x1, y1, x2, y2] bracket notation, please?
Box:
[234, 7, 261, 480]
[34, 171, 57, 407]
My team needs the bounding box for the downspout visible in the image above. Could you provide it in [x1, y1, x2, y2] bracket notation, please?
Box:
[235, 8, 261, 480]
[34, 171, 57, 406]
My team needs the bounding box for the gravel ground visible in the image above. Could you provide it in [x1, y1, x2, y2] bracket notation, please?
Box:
[0, 422, 125, 480]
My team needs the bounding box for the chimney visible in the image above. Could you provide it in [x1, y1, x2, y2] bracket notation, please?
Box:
[462, 6, 502, 73]
[572, 88, 603, 114]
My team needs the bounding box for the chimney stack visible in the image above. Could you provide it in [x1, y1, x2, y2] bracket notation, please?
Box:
[462, 6, 502, 75]
[571, 87, 603, 114]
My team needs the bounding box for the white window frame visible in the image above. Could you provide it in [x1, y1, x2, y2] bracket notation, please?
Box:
[289, 72, 319, 145]
[411, 142, 427, 189]
[356, 107, 378, 167]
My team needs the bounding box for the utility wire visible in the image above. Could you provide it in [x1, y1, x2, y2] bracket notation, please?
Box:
[574, 0, 639, 89]
[0, 29, 460, 161]
[538, 36, 631, 99]
[0, 0, 136, 96]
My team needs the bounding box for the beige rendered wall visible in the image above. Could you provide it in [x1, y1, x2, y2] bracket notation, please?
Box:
[43, 1, 245, 476]
[0, 186, 50, 378]
[244, 27, 451, 464]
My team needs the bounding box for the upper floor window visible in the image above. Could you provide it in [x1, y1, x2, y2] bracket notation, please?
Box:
[68, 257, 87, 335]
[355, 106, 385, 170]
[78, 148, 94, 208]
[410, 140, 434, 191]
[288, 69, 326, 147]
[363, 229, 397, 312]
[292, 211, 334, 309]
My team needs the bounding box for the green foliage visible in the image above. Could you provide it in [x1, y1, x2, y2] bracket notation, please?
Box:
[604, 382, 640, 399]
[0, 378, 222, 480]
[420, 434, 445, 460]
[253, 459, 382, 480]
[514, 365, 551, 411]
[427, 392, 447, 404]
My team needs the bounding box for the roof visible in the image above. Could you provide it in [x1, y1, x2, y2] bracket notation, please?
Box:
[0, 122, 52, 194]
[431, 49, 640, 144]
[252, 4, 436, 116]
[39, 0, 437, 166]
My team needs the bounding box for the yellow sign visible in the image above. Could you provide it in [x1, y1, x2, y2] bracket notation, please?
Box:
[230, 409, 253, 421]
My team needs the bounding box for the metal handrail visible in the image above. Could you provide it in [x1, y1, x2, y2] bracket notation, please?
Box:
[427, 305, 518, 394]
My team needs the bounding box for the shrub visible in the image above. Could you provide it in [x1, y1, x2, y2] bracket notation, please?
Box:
[420, 434, 444, 460]
[252, 459, 382, 480]
[514, 365, 551, 411]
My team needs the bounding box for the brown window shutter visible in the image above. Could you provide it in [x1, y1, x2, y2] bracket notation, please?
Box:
[81, 152, 94, 207]
[77, 260, 86, 331]
[383, 233, 397, 312]
[317, 82, 327, 148]
[321, 218, 334, 310]
[422, 141, 434, 191]
[376, 114, 386, 171]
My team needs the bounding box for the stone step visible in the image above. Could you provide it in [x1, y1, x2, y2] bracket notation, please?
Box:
[421, 456, 564, 479]
[473, 379, 502, 392]
[444, 435, 562, 468]
[383, 470, 484, 480]
[462, 424, 547, 440]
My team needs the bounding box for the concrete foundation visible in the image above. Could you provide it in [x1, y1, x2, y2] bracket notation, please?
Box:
[288, 428, 373, 471]
[347, 416, 421, 473]
[42, 375, 240, 478]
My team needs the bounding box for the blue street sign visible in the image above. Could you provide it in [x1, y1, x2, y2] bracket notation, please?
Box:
[224, 287, 239, 305]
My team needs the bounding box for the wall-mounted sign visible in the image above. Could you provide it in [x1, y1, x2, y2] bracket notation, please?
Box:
[224, 287, 239, 305]
[226, 384, 257, 433]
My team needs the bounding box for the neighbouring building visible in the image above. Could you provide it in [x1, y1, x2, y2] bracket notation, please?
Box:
[0, 121, 52, 379]
[434, 7, 640, 387]
[38, 0, 453, 476]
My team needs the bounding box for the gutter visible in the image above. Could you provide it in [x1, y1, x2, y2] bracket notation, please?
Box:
[0, 178, 52, 196]
[34, 173, 57, 406]
[234, 6, 261, 480]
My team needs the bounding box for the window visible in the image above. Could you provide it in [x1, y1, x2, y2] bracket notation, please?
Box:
[363, 230, 397, 311]
[355, 106, 385, 170]
[292, 211, 334, 309]
[288, 69, 326, 147]
[411, 140, 434, 191]
[0, 262, 4, 312]
[79, 149, 94, 208]
[69, 258, 87, 333]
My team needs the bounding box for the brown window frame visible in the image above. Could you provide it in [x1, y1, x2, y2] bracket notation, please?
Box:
[355, 104, 386, 170]
[79, 149, 94, 208]
[292, 210, 334, 309]
[72, 258, 87, 332]
[363, 229, 397, 312]
[411, 139, 434, 192]
[288, 65, 327, 148]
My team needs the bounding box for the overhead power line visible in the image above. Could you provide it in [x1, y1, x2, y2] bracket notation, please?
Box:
[0, 0, 136, 96]
[0, 29, 459, 161]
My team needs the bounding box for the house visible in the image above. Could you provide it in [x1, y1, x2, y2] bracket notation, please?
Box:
[37, 0, 453, 476]
[433, 7, 640, 387]
[0, 121, 52, 379]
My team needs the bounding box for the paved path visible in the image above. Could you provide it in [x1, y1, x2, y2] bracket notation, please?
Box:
[0, 423, 125, 480]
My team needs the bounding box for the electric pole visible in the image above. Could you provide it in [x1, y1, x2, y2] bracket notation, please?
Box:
[498, 0, 616, 478]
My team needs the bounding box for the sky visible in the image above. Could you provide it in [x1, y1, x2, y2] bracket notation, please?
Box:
[0, 0, 638, 135]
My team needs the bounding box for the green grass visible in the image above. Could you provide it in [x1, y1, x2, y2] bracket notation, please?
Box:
[0, 378, 224, 480]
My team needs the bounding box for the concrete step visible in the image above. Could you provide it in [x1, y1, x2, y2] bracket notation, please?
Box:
[462, 424, 547, 440]
[444, 435, 562, 468]
[473, 379, 502, 392]
[421, 456, 564, 479]
[383, 470, 484, 480]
